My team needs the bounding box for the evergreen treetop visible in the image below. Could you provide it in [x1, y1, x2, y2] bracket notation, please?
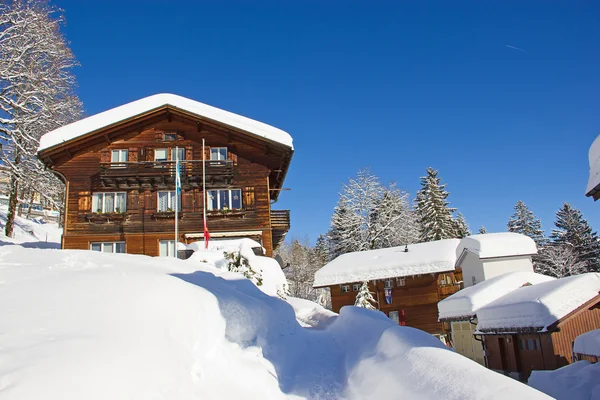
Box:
[507, 200, 546, 245]
[416, 167, 457, 242]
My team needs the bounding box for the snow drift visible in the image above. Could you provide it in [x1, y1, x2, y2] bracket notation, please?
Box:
[0, 245, 550, 399]
[529, 361, 600, 400]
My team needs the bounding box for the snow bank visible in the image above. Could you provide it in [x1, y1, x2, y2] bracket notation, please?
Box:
[313, 239, 460, 287]
[574, 329, 600, 357]
[328, 307, 550, 400]
[0, 245, 550, 399]
[38, 93, 293, 152]
[477, 273, 600, 333]
[438, 272, 555, 321]
[529, 361, 600, 400]
[456, 232, 537, 259]
[586, 134, 600, 197]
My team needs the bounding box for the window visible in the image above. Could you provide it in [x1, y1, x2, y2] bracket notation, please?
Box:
[171, 147, 185, 162]
[396, 277, 406, 287]
[159, 240, 176, 257]
[111, 149, 128, 167]
[157, 191, 180, 212]
[92, 192, 127, 213]
[155, 148, 168, 162]
[163, 133, 177, 141]
[352, 283, 361, 291]
[527, 339, 535, 350]
[389, 311, 400, 324]
[384, 279, 394, 289]
[472, 276, 477, 285]
[207, 189, 242, 211]
[519, 339, 525, 350]
[91, 242, 125, 253]
[341, 285, 350, 293]
[210, 147, 227, 161]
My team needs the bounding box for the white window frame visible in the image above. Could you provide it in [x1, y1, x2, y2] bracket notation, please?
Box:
[92, 192, 127, 213]
[171, 147, 185, 161]
[159, 240, 176, 257]
[157, 191, 180, 212]
[210, 147, 228, 161]
[163, 133, 177, 141]
[352, 283, 360, 291]
[396, 277, 406, 287]
[206, 189, 242, 211]
[90, 241, 125, 253]
[111, 149, 128, 168]
[155, 148, 168, 162]
[384, 279, 394, 289]
[341, 285, 350, 293]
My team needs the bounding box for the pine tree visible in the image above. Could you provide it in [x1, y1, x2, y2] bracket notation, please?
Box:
[314, 234, 329, 266]
[453, 212, 471, 238]
[354, 281, 377, 310]
[479, 226, 487, 234]
[550, 203, 600, 272]
[416, 167, 457, 241]
[507, 200, 547, 246]
[535, 244, 588, 278]
[327, 198, 362, 259]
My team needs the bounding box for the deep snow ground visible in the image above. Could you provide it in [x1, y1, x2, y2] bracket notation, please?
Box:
[0, 242, 551, 399]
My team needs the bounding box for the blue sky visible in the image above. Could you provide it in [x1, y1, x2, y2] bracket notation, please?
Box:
[54, 0, 600, 244]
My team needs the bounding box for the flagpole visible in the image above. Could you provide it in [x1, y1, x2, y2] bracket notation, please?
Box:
[174, 146, 179, 258]
[202, 139, 208, 250]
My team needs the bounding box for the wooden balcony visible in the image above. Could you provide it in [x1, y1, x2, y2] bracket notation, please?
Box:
[98, 160, 233, 189]
[438, 283, 462, 300]
[271, 209, 290, 250]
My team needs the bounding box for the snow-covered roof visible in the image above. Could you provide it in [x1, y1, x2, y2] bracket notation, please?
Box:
[586, 134, 600, 198]
[313, 239, 460, 287]
[476, 273, 600, 333]
[438, 272, 555, 321]
[38, 93, 294, 152]
[456, 232, 537, 260]
[574, 329, 600, 357]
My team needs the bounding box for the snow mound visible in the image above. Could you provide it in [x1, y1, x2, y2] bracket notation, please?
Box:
[438, 272, 555, 321]
[38, 93, 293, 152]
[529, 361, 600, 400]
[456, 232, 537, 259]
[313, 239, 460, 287]
[574, 329, 600, 357]
[0, 245, 550, 399]
[286, 297, 337, 329]
[477, 273, 600, 333]
[586, 134, 600, 197]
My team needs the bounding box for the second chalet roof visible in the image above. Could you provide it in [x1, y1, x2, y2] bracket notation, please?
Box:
[456, 232, 537, 260]
[476, 273, 600, 333]
[586, 134, 600, 199]
[438, 271, 555, 322]
[37, 93, 294, 153]
[313, 239, 461, 288]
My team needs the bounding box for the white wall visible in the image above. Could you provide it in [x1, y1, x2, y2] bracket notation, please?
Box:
[481, 256, 533, 280]
[459, 252, 534, 288]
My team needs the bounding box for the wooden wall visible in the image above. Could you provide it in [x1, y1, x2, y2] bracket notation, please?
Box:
[328, 272, 457, 335]
[50, 114, 287, 256]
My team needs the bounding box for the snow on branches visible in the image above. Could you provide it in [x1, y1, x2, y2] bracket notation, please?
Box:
[354, 281, 377, 310]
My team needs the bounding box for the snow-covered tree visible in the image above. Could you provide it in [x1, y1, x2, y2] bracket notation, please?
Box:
[452, 212, 471, 238]
[314, 234, 329, 265]
[224, 250, 263, 286]
[478, 226, 487, 234]
[354, 281, 377, 310]
[328, 169, 418, 256]
[550, 203, 600, 272]
[0, 0, 82, 236]
[416, 167, 457, 241]
[507, 200, 547, 246]
[535, 244, 589, 278]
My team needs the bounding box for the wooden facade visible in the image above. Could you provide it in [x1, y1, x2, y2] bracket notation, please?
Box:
[326, 271, 462, 335]
[482, 295, 600, 381]
[38, 104, 293, 257]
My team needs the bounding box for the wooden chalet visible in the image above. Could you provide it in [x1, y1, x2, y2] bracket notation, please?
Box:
[313, 239, 463, 336]
[37, 93, 293, 257]
[475, 273, 600, 381]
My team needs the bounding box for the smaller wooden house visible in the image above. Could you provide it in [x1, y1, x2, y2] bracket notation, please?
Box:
[438, 271, 554, 366]
[573, 329, 600, 363]
[586, 134, 600, 201]
[476, 273, 600, 381]
[313, 239, 462, 337]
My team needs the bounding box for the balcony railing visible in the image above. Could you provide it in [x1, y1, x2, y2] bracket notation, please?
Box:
[98, 160, 233, 188]
[271, 209, 290, 250]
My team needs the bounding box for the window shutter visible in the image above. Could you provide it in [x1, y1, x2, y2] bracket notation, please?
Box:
[129, 148, 138, 162]
[244, 187, 255, 210]
[204, 146, 210, 161]
[227, 150, 238, 165]
[146, 148, 154, 162]
[78, 192, 90, 212]
[186, 146, 193, 161]
[100, 150, 110, 163]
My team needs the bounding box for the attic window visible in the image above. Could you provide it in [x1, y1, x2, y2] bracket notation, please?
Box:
[341, 285, 350, 293]
[163, 133, 177, 141]
[352, 283, 360, 291]
[396, 277, 406, 287]
[384, 279, 394, 289]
